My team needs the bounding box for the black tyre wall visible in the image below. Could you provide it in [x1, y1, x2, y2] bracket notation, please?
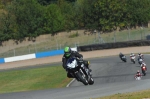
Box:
[77, 40, 150, 52]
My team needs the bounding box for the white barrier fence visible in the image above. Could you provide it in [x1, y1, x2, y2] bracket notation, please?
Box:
[1, 47, 77, 64]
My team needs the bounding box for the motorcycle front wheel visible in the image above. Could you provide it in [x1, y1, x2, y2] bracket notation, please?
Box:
[88, 77, 94, 85]
[76, 71, 88, 85]
[142, 70, 146, 76]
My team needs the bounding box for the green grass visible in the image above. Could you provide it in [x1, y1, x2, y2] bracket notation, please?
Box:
[0, 66, 72, 93]
[92, 89, 150, 99]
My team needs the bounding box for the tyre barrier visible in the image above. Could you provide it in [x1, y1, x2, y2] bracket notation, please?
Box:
[77, 40, 150, 52]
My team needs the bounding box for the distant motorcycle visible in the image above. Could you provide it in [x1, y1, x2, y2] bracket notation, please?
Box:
[119, 53, 127, 62]
[130, 56, 135, 64]
[134, 73, 142, 80]
[120, 55, 127, 62]
[66, 57, 94, 85]
[138, 57, 143, 65]
[135, 76, 141, 80]
[141, 65, 147, 76]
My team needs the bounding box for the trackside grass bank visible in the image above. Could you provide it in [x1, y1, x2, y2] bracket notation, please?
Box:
[0, 66, 72, 93]
[92, 89, 150, 99]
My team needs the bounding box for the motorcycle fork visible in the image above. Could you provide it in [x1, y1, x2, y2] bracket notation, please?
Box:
[81, 67, 91, 81]
[81, 67, 88, 75]
[79, 69, 86, 78]
[74, 71, 81, 81]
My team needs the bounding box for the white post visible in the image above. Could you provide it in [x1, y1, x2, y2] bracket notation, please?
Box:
[141, 26, 143, 40]
[60, 44, 61, 49]
[114, 31, 116, 43]
[56, 37, 58, 50]
[34, 43, 37, 53]
[28, 47, 30, 54]
[13, 49, 15, 56]
[127, 26, 130, 41]
[98, 31, 101, 44]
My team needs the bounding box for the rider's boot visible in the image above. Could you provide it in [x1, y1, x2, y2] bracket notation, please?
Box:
[76, 78, 80, 81]
[74, 75, 80, 81]
[67, 72, 74, 78]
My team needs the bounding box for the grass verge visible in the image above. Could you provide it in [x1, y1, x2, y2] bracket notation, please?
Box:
[92, 89, 150, 99]
[0, 66, 72, 94]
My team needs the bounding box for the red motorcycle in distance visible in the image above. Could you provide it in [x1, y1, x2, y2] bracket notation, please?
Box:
[141, 65, 147, 76]
[134, 73, 142, 80]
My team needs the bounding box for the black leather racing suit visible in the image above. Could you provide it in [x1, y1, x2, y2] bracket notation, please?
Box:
[119, 53, 124, 59]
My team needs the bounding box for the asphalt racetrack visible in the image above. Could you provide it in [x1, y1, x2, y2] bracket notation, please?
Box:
[0, 55, 150, 99]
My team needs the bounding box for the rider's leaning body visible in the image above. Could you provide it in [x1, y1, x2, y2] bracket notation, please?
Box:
[62, 46, 91, 78]
[119, 52, 125, 58]
[140, 62, 147, 71]
[135, 70, 142, 78]
[130, 53, 136, 58]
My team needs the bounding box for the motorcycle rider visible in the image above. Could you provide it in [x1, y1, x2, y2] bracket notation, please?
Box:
[130, 53, 136, 57]
[130, 53, 136, 59]
[119, 52, 127, 62]
[119, 52, 124, 59]
[138, 53, 144, 60]
[62, 46, 91, 78]
[138, 53, 144, 58]
[138, 53, 143, 64]
[140, 62, 147, 71]
[134, 70, 142, 79]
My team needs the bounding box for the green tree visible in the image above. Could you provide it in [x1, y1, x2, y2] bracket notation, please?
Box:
[93, 0, 125, 31]
[58, 0, 76, 31]
[37, 0, 57, 5]
[0, 4, 17, 42]
[10, 0, 45, 40]
[43, 4, 65, 35]
[122, 0, 150, 29]
[78, 0, 97, 30]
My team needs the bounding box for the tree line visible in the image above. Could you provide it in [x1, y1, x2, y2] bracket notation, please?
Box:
[0, 0, 150, 42]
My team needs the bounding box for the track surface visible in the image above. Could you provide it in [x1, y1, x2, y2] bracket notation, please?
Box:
[0, 55, 150, 99]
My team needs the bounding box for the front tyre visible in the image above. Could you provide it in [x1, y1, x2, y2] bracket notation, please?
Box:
[142, 70, 146, 76]
[123, 59, 127, 62]
[131, 59, 135, 64]
[76, 72, 88, 85]
[88, 77, 94, 85]
[135, 77, 141, 80]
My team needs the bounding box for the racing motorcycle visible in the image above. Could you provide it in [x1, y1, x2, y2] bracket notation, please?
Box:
[66, 57, 94, 85]
[135, 76, 141, 80]
[120, 55, 127, 62]
[138, 57, 143, 65]
[130, 56, 135, 64]
[141, 65, 147, 76]
[134, 73, 142, 80]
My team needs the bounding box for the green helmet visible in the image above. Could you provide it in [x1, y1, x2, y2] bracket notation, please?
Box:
[64, 47, 71, 57]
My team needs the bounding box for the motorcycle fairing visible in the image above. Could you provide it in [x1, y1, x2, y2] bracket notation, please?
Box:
[67, 58, 77, 69]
